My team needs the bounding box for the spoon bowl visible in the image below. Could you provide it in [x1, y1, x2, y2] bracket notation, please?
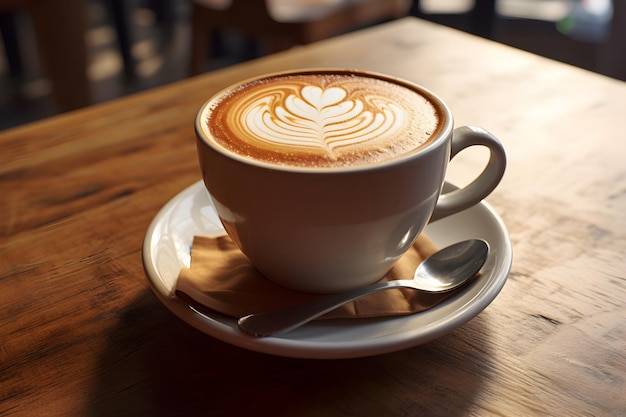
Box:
[238, 239, 489, 337]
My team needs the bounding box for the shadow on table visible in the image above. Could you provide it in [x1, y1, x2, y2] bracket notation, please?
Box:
[85, 289, 494, 416]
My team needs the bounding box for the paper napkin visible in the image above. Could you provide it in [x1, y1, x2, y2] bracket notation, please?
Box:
[175, 233, 470, 320]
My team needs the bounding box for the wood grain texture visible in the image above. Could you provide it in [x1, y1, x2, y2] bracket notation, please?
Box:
[1, 17, 624, 417]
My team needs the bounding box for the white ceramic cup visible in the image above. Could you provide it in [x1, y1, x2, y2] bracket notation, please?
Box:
[195, 69, 506, 293]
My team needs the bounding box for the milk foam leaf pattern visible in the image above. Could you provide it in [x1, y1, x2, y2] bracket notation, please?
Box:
[239, 84, 404, 158]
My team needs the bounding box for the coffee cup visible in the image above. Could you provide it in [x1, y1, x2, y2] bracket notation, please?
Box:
[195, 69, 506, 293]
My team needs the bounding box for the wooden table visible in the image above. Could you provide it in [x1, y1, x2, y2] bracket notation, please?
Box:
[1, 17, 624, 416]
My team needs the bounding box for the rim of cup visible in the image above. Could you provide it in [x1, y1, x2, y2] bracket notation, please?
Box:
[195, 68, 454, 174]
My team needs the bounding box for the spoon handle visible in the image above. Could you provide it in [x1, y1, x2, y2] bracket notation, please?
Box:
[238, 279, 419, 337]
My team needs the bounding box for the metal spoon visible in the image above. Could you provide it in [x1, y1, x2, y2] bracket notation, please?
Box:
[238, 239, 489, 337]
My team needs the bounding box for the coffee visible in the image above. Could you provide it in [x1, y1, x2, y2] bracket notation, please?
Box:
[202, 70, 442, 168]
[195, 69, 506, 292]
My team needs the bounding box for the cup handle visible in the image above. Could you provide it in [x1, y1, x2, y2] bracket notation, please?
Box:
[430, 126, 506, 222]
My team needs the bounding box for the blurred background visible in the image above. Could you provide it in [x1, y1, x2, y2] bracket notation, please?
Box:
[0, 0, 623, 131]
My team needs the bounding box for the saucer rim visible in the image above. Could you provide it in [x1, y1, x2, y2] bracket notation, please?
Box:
[142, 180, 512, 359]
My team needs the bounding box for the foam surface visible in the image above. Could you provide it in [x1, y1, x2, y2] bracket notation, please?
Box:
[206, 73, 441, 168]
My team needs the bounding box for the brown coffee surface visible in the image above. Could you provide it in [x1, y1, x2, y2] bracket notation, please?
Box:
[204, 71, 442, 168]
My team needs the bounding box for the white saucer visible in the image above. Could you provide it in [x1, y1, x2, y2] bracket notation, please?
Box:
[143, 180, 512, 359]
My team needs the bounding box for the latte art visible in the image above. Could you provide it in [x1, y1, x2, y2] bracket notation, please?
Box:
[205, 72, 441, 168]
[236, 84, 404, 159]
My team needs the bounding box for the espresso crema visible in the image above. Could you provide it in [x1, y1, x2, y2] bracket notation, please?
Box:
[204, 72, 442, 168]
